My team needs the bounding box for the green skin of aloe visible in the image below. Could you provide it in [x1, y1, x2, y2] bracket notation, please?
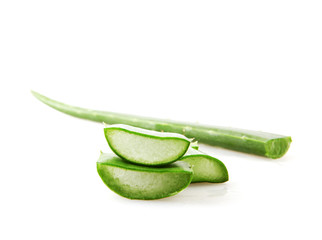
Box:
[97, 153, 193, 200]
[31, 91, 292, 159]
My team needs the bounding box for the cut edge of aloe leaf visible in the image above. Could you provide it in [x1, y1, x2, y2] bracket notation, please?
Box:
[104, 124, 191, 166]
[97, 153, 193, 200]
[180, 148, 229, 183]
[265, 137, 292, 159]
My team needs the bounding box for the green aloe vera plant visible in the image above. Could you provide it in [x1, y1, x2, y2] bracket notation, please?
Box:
[31, 91, 292, 159]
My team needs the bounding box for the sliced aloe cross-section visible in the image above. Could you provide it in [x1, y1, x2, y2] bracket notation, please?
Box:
[181, 148, 229, 183]
[104, 124, 191, 166]
[97, 153, 193, 200]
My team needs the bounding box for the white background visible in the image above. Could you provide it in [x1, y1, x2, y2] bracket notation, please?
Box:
[1, 0, 321, 239]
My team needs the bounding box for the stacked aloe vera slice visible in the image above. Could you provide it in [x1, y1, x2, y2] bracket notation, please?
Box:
[97, 124, 228, 200]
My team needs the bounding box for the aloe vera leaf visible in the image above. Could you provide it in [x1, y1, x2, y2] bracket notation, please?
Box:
[31, 91, 292, 159]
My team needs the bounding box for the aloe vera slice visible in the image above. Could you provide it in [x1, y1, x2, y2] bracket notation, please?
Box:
[97, 153, 193, 200]
[181, 148, 229, 183]
[104, 124, 191, 166]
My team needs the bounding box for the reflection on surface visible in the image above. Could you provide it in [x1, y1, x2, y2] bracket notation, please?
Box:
[157, 182, 231, 205]
[110, 181, 235, 205]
